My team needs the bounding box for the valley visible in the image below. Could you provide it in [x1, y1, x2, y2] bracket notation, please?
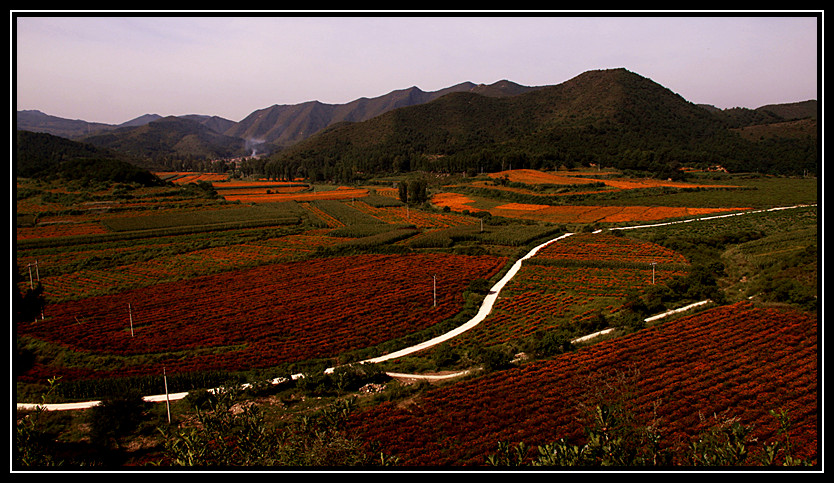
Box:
[14, 166, 818, 467]
[13, 67, 819, 469]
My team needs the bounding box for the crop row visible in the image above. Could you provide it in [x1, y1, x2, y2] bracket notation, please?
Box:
[453, 262, 686, 347]
[441, 234, 688, 348]
[347, 301, 818, 466]
[27, 229, 351, 301]
[16, 222, 110, 241]
[535, 232, 689, 264]
[489, 204, 740, 224]
[160, 172, 230, 184]
[221, 187, 369, 203]
[311, 200, 385, 226]
[352, 200, 478, 229]
[17, 253, 508, 382]
[301, 202, 344, 228]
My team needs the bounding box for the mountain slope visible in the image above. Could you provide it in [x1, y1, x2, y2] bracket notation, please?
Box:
[15, 130, 162, 181]
[225, 80, 541, 147]
[16, 110, 117, 139]
[79, 116, 247, 160]
[265, 68, 816, 179]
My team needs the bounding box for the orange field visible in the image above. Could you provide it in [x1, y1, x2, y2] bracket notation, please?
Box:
[432, 169, 750, 224]
[430, 192, 487, 213]
[487, 169, 740, 190]
[16, 222, 110, 240]
[490, 204, 750, 224]
[159, 172, 231, 184]
[221, 187, 369, 203]
[431, 192, 749, 224]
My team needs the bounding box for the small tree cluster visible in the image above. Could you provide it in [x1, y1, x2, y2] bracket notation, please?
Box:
[397, 178, 428, 204]
[160, 387, 396, 467]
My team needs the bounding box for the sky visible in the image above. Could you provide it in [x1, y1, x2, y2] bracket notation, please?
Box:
[13, 13, 820, 125]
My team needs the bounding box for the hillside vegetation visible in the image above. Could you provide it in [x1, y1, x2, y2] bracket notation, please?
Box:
[260, 69, 816, 182]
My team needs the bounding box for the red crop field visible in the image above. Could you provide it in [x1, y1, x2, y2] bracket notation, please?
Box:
[17, 253, 507, 383]
[347, 301, 818, 466]
[451, 233, 689, 345]
[351, 200, 478, 230]
[534, 232, 689, 265]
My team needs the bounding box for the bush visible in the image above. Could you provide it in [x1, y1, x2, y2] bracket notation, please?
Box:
[87, 390, 149, 450]
[524, 329, 574, 358]
[161, 388, 395, 466]
[470, 345, 514, 372]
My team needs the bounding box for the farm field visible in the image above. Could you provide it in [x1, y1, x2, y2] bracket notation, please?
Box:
[346, 301, 818, 466]
[400, 232, 691, 360]
[17, 253, 507, 385]
[14, 169, 819, 468]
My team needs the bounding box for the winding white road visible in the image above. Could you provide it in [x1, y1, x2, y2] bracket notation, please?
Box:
[16, 204, 814, 412]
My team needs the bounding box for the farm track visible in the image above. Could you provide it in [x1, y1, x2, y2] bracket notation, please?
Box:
[16, 204, 815, 412]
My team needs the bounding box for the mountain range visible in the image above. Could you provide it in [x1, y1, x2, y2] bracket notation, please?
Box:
[16, 79, 542, 157]
[15, 68, 818, 178]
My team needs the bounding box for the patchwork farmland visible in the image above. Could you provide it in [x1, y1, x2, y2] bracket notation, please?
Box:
[14, 169, 818, 467]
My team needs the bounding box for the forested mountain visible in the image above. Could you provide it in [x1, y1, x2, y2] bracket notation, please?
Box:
[256, 68, 817, 182]
[16, 68, 817, 181]
[699, 99, 817, 128]
[16, 110, 117, 139]
[224, 80, 541, 149]
[16, 110, 239, 141]
[16, 80, 539, 158]
[77, 116, 249, 161]
[14, 130, 163, 185]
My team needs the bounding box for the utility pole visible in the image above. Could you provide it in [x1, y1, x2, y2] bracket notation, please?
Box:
[651, 261, 657, 285]
[433, 275, 437, 307]
[128, 303, 134, 337]
[163, 366, 171, 424]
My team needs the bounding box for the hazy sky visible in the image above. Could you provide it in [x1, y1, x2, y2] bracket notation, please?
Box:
[14, 13, 820, 125]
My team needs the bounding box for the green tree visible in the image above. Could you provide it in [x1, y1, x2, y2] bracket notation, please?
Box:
[397, 182, 409, 204]
[470, 345, 514, 372]
[15, 377, 63, 467]
[521, 327, 574, 359]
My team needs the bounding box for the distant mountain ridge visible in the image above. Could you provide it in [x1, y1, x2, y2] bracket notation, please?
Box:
[78, 115, 248, 161]
[223, 80, 541, 148]
[15, 70, 817, 177]
[15, 79, 542, 154]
